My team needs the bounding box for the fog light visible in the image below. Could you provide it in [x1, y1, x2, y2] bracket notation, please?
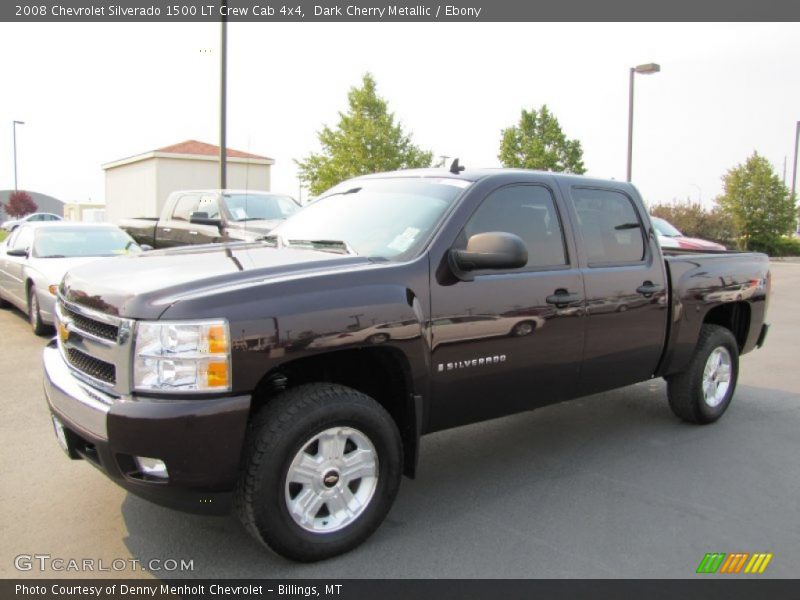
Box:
[134, 456, 168, 479]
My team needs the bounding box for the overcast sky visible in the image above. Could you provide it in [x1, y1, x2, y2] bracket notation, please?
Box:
[1, 22, 798, 210]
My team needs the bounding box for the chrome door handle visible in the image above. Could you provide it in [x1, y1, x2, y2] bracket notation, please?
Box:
[189, 231, 198, 235]
[162, 228, 172, 233]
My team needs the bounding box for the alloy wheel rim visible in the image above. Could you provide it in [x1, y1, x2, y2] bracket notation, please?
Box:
[30, 294, 38, 326]
[284, 426, 378, 533]
[702, 347, 732, 407]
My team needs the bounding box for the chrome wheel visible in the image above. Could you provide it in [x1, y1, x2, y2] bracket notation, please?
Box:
[29, 291, 40, 327]
[28, 293, 39, 327]
[702, 347, 732, 407]
[285, 426, 378, 533]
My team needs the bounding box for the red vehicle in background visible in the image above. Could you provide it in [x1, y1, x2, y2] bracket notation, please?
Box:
[652, 216, 727, 251]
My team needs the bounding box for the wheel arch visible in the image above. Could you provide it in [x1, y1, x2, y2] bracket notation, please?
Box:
[250, 346, 422, 478]
[703, 301, 750, 351]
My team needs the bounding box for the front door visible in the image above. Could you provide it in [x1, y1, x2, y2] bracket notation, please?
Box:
[429, 182, 586, 431]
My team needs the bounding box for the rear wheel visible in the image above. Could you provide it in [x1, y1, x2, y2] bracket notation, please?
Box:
[236, 383, 402, 562]
[28, 285, 48, 336]
[666, 324, 739, 424]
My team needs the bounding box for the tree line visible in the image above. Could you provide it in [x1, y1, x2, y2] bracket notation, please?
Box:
[297, 73, 798, 256]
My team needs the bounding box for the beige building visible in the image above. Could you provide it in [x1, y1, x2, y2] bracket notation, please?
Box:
[102, 140, 275, 223]
[64, 202, 106, 222]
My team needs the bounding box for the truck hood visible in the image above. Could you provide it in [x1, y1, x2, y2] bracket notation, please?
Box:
[60, 242, 372, 319]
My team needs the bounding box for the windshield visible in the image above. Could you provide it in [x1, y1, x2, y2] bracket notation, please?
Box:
[224, 194, 300, 222]
[32, 228, 141, 258]
[651, 216, 683, 237]
[270, 177, 470, 260]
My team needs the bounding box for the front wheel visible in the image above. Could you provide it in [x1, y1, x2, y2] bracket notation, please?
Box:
[28, 285, 48, 336]
[236, 383, 402, 562]
[666, 324, 739, 424]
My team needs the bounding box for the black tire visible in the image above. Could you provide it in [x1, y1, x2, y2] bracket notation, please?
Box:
[28, 285, 48, 336]
[0, 295, 10, 309]
[666, 324, 739, 424]
[235, 383, 403, 562]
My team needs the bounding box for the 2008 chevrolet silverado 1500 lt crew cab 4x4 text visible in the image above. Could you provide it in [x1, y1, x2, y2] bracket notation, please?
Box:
[43, 168, 770, 562]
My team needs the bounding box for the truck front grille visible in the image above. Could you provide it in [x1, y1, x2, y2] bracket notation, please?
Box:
[65, 348, 116, 385]
[56, 298, 133, 395]
[61, 305, 119, 341]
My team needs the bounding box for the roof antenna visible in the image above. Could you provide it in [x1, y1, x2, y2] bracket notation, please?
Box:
[449, 158, 465, 175]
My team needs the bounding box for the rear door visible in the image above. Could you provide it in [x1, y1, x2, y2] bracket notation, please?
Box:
[563, 185, 668, 396]
[429, 181, 586, 430]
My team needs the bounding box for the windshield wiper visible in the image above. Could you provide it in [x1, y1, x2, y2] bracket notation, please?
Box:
[286, 239, 356, 255]
[38, 254, 66, 258]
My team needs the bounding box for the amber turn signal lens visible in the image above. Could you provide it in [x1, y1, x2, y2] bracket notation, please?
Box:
[207, 325, 228, 354]
[206, 361, 229, 388]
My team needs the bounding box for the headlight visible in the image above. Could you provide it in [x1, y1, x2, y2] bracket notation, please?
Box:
[133, 320, 231, 392]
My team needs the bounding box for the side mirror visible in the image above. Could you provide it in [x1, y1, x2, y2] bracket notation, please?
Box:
[7, 247, 29, 258]
[190, 214, 223, 227]
[449, 232, 528, 281]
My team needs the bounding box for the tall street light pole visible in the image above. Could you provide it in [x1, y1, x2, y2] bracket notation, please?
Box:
[791, 120, 799, 203]
[12, 120, 25, 191]
[626, 63, 660, 182]
[219, 17, 228, 190]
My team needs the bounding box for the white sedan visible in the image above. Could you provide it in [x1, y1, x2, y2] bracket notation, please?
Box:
[0, 222, 143, 334]
[1, 212, 62, 232]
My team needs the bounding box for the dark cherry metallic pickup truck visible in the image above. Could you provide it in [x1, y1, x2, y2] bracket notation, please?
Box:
[43, 169, 770, 562]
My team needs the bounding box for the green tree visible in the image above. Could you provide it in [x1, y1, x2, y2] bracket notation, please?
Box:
[716, 152, 796, 252]
[296, 73, 433, 196]
[498, 105, 586, 174]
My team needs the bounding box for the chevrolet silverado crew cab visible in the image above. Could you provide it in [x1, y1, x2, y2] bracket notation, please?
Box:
[120, 189, 300, 248]
[44, 169, 770, 562]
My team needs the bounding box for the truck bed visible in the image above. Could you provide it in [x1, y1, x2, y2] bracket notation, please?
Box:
[659, 249, 769, 377]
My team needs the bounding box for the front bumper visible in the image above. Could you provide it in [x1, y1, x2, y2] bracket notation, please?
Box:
[43, 341, 251, 515]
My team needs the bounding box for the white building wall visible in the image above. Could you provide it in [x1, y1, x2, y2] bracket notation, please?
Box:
[104, 159, 158, 223]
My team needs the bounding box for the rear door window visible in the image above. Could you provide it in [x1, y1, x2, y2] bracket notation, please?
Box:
[571, 187, 645, 266]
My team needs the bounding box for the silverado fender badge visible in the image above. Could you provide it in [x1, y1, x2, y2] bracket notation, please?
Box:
[438, 355, 507, 372]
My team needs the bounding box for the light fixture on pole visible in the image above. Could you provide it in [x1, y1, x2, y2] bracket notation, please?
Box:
[626, 63, 660, 182]
[12, 120, 25, 191]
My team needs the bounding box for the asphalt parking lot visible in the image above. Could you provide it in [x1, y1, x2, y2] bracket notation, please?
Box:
[1, 262, 798, 579]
